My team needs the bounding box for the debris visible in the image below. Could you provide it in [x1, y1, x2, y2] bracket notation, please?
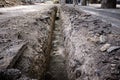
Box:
[107, 46, 120, 53]
[100, 43, 111, 52]
[99, 35, 107, 44]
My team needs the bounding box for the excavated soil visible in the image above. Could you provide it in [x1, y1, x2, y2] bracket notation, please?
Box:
[0, 5, 57, 80]
[61, 6, 120, 80]
[43, 17, 68, 80]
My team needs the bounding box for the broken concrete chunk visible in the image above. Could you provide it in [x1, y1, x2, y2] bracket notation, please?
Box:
[0, 42, 27, 69]
[100, 43, 111, 52]
[99, 35, 107, 44]
[107, 46, 120, 53]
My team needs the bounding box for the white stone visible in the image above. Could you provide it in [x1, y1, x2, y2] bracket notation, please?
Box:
[99, 35, 107, 44]
[100, 43, 111, 52]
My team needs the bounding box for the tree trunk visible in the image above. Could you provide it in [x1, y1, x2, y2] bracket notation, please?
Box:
[101, 0, 116, 8]
[81, 0, 87, 6]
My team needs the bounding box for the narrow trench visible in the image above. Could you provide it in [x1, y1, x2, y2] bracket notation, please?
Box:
[43, 12, 69, 80]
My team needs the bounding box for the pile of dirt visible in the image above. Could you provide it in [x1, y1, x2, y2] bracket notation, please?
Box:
[0, 0, 22, 7]
[0, 5, 57, 80]
[61, 6, 120, 80]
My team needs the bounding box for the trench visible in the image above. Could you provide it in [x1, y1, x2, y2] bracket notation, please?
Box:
[43, 8, 69, 80]
[16, 5, 120, 80]
[1, 5, 120, 80]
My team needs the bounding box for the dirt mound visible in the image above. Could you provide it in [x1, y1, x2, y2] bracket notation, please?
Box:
[61, 6, 120, 80]
[0, 5, 57, 80]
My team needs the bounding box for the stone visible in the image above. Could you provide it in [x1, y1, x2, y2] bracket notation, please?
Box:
[111, 64, 116, 67]
[100, 43, 111, 52]
[107, 46, 120, 53]
[99, 35, 107, 44]
[87, 36, 99, 43]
